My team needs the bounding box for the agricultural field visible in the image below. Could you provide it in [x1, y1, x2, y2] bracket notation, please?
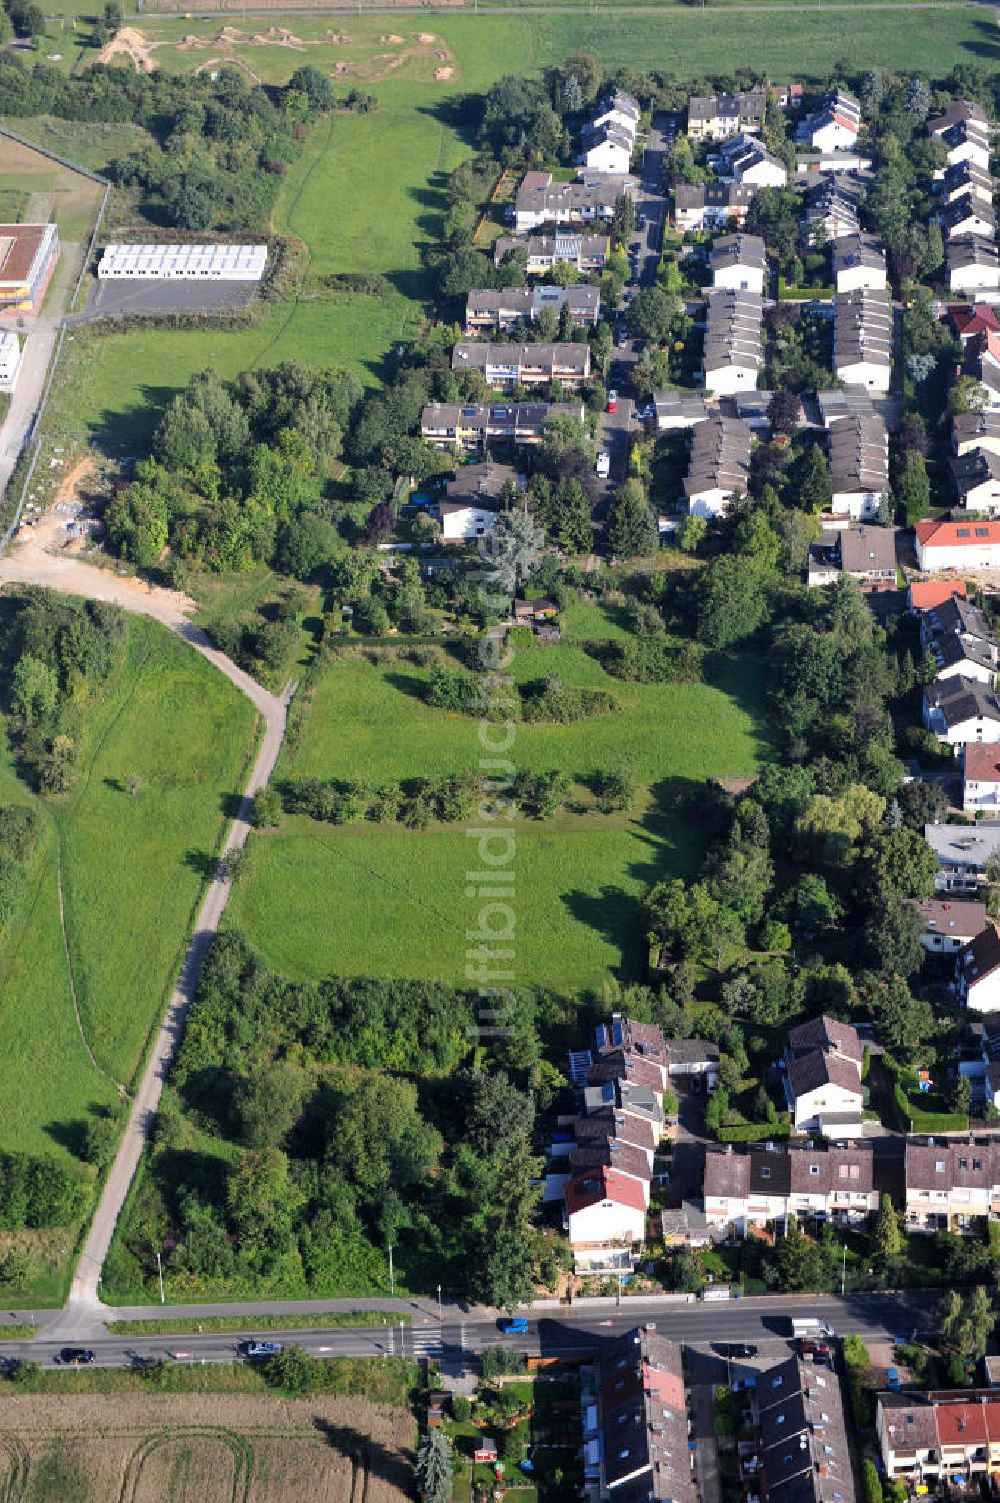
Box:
[0, 1391, 412, 1503]
[226, 607, 771, 993]
[0, 614, 256, 1163]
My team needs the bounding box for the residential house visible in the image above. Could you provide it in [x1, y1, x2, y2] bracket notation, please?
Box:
[673, 182, 756, 233]
[591, 89, 641, 139]
[914, 896, 987, 953]
[876, 1393, 943, 1481]
[711, 232, 768, 294]
[438, 462, 525, 541]
[513, 172, 628, 232]
[941, 193, 997, 242]
[665, 1037, 720, 1081]
[587, 1050, 668, 1099]
[836, 524, 897, 591]
[568, 1137, 652, 1199]
[909, 579, 967, 612]
[573, 1108, 658, 1166]
[580, 120, 634, 176]
[816, 388, 878, 427]
[921, 594, 997, 686]
[581, 1079, 666, 1141]
[702, 288, 764, 394]
[494, 232, 611, 274]
[939, 161, 995, 208]
[784, 1014, 864, 1137]
[827, 415, 889, 519]
[939, 118, 992, 174]
[924, 821, 1000, 891]
[953, 408, 1000, 457]
[914, 518, 1000, 571]
[594, 1016, 670, 1090]
[563, 1166, 647, 1267]
[924, 675, 1000, 749]
[965, 743, 1000, 813]
[718, 133, 788, 187]
[797, 87, 861, 152]
[833, 288, 892, 391]
[451, 342, 591, 388]
[904, 1138, 996, 1229]
[803, 176, 862, 242]
[953, 447, 1000, 514]
[687, 90, 766, 141]
[794, 147, 871, 175]
[877, 1388, 1000, 1484]
[755, 1354, 857, 1503]
[703, 1142, 880, 1233]
[957, 924, 1000, 1013]
[581, 1329, 695, 1503]
[974, 330, 1000, 410]
[832, 233, 887, 293]
[421, 400, 584, 453]
[683, 413, 753, 517]
[948, 237, 1000, 295]
[652, 392, 710, 430]
[463, 285, 600, 334]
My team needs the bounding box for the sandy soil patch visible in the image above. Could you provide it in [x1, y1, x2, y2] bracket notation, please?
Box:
[0, 1393, 412, 1503]
[248, 25, 306, 48]
[88, 26, 158, 73]
[194, 56, 262, 82]
[379, 32, 405, 42]
[416, 31, 438, 42]
[435, 66, 455, 79]
[325, 31, 351, 43]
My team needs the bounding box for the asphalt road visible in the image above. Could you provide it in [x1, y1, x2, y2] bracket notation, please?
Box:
[0, 1290, 945, 1371]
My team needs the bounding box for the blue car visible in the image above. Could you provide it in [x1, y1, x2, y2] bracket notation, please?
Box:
[498, 1317, 529, 1335]
[886, 1367, 901, 1392]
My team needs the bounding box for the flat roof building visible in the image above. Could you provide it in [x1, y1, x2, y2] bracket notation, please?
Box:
[0, 329, 21, 392]
[0, 223, 59, 313]
[98, 242, 267, 281]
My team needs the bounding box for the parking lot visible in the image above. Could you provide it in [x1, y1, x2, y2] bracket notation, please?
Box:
[82, 278, 261, 320]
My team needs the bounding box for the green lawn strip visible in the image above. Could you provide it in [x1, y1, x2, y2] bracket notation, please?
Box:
[106, 1312, 411, 1335]
[0, 116, 152, 175]
[3, 1358, 416, 1402]
[0, 1325, 38, 1339]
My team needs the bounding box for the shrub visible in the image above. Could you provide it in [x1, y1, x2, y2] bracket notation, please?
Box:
[451, 1394, 472, 1422]
[250, 787, 284, 828]
[863, 1459, 882, 1503]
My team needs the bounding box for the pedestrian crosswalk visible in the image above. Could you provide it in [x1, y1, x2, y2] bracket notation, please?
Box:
[409, 1325, 443, 1359]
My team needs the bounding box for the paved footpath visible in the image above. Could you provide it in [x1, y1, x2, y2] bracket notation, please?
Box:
[0, 542, 291, 1331]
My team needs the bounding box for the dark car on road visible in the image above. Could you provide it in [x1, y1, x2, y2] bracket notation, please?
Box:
[715, 1343, 757, 1359]
[237, 1340, 283, 1360]
[56, 1347, 95, 1365]
[498, 1317, 529, 1334]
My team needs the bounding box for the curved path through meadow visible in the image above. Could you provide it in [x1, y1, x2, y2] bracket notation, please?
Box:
[0, 537, 291, 1325]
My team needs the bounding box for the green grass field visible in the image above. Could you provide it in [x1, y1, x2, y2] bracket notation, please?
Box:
[226, 609, 770, 992]
[0, 616, 257, 1162]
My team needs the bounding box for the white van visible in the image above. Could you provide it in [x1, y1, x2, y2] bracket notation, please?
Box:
[596, 451, 611, 479]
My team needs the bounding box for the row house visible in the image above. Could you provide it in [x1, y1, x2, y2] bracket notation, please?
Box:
[784, 1013, 864, 1138]
[940, 192, 997, 242]
[718, 133, 788, 187]
[702, 288, 764, 394]
[877, 1388, 1000, 1484]
[755, 1355, 857, 1503]
[711, 232, 768, 294]
[703, 1141, 880, 1233]
[803, 175, 861, 242]
[928, 98, 989, 138]
[463, 285, 600, 334]
[924, 821, 1000, 892]
[494, 232, 610, 275]
[920, 594, 997, 688]
[915, 517, 1000, 571]
[581, 1329, 695, 1503]
[797, 87, 861, 152]
[914, 895, 987, 953]
[832, 288, 892, 392]
[683, 413, 753, 518]
[451, 341, 591, 388]
[420, 399, 584, 453]
[938, 116, 992, 175]
[964, 743, 1000, 814]
[673, 181, 756, 233]
[953, 407, 1000, 457]
[827, 414, 889, 520]
[947, 236, 1000, 295]
[939, 160, 995, 208]
[904, 1137, 1000, 1230]
[513, 171, 629, 233]
[652, 392, 710, 431]
[687, 89, 766, 141]
[974, 330, 1000, 410]
[957, 923, 1000, 1014]
[832, 232, 886, 294]
[580, 88, 640, 175]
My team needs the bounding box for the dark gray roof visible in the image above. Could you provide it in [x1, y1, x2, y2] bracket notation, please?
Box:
[925, 675, 1000, 729]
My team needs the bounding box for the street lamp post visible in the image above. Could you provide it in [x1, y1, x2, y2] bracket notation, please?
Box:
[156, 1251, 165, 1305]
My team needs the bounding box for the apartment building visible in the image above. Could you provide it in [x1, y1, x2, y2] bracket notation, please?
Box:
[833, 288, 893, 391]
[421, 400, 583, 452]
[494, 232, 610, 274]
[687, 89, 766, 141]
[514, 172, 629, 232]
[463, 285, 600, 334]
[451, 341, 591, 387]
[702, 288, 764, 394]
[924, 821, 1000, 891]
[683, 413, 753, 517]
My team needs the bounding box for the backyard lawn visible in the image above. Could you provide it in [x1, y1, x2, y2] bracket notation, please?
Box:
[226, 609, 771, 992]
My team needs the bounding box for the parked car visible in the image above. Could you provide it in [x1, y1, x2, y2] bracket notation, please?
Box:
[607, 390, 618, 413]
[56, 1348, 95, 1365]
[716, 1343, 757, 1359]
[238, 1340, 283, 1359]
[498, 1317, 529, 1335]
[886, 1367, 901, 1392]
[596, 451, 611, 479]
[637, 214, 646, 230]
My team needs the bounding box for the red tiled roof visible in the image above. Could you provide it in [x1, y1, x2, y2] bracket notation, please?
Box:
[564, 1166, 648, 1216]
[915, 519, 1000, 547]
[965, 743, 1000, 784]
[954, 304, 1000, 338]
[935, 1401, 988, 1447]
[909, 580, 968, 609]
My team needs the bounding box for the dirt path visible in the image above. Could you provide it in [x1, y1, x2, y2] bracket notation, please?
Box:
[0, 538, 291, 1317]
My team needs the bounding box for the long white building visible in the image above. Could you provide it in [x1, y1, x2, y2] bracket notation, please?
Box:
[98, 243, 268, 281]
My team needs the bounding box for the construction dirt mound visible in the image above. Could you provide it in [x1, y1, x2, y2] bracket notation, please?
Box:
[248, 25, 305, 47]
[88, 26, 157, 72]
